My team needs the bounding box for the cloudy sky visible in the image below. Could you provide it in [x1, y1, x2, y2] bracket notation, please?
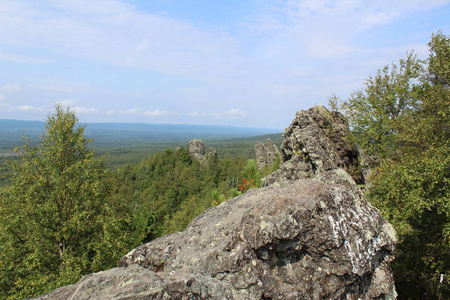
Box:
[0, 0, 449, 129]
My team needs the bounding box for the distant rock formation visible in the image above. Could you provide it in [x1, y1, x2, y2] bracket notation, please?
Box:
[264, 106, 364, 186]
[34, 179, 397, 300]
[188, 139, 206, 161]
[207, 146, 218, 160]
[188, 139, 217, 163]
[254, 138, 281, 170]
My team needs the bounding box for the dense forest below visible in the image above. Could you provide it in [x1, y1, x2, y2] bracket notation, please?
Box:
[0, 120, 282, 180]
[0, 133, 282, 187]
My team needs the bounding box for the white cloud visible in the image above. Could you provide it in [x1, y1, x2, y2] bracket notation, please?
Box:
[57, 100, 100, 114]
[0, 49, 51, 64]
[53, 99, 99, 115]
[251, 0, 449, 59]
[0, 83, 21, 93]
[143, 110, 166, 116]
[9, 105, 41, 112]
[124, 108, 141, 115]
[57, 99, 78, 106]
[282, 0, 448, 30]
[0, 91, 43, 114]
[17, 105, 34, 111]
[74, 106, 99, 114]
[211, 108, 248, 119]
[119, 108, 167, 117]
[29, 80, 90, 93]
[224, 108, 248, 117]
[0, 0, 241, 79]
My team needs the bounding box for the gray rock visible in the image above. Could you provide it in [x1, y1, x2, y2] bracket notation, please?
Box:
[188, 139, 206, 162]
[33, 265, 241, 300]
[188, 139, 217, 163]
[207, 146, 218, 160]
[264, 106, 364, 186]
[254, 138, 281, 170]
[35, 180, 397, 300]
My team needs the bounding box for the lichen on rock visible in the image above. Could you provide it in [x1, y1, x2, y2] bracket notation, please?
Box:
[264, 105, 364, 186]
[35, 180, 397, 300]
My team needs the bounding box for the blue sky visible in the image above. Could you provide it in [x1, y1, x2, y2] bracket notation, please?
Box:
[0, 0, 449, 129]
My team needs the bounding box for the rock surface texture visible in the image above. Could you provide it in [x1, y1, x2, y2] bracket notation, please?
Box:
[264, 106, 364, 186]
[254, 138, 281, 171]
[34, 179, 397, 300]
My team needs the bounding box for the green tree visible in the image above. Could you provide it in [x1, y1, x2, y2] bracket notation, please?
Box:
[333, 52, 423, 157]
[0, 105, 140, 299]
[333, 32, 449, 299]
[238, 159, 262, 192]
[114, 144, 250, 237]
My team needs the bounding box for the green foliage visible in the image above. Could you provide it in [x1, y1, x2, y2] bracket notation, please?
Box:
[211, 189, 227, 206]
[369, 147, 449, 298]
[332, 52, 423, 157]
[428, 31, 450, 87]
[334, 32, 449, 299]
[97, 133, 283, 169]
[0, 105, 141, 299]
[0, 156, 15, 187]
[262, 154, 281, 177]
[238, 159, 262, 192]
[114, 146, 250, 238]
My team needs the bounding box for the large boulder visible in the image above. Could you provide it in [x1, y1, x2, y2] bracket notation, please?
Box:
[34, 179, 397, 300]
[264, 106, 364, 186]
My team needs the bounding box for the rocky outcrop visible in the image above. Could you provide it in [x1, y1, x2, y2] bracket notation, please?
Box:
[188, 139, 206, 161]
[35, 179, 397, 300]
[188, 139, 217, 163]
[264, 106, 364, 186]
[254, 138, 281, 170]
[33, 106, 396, 300]
[207, 146, 218, 160]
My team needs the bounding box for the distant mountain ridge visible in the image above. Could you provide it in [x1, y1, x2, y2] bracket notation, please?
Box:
[0, 119, 281, 147]
[0, 119, 46, 130]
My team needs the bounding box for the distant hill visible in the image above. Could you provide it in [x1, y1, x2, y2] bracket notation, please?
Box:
[83, 122, 280, 144]
[0, 119, 281, 148]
